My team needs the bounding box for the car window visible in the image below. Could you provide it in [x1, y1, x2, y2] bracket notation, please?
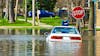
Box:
[52, 27, 77, 34]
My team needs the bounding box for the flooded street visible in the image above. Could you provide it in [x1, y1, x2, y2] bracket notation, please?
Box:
[96, 31, 100, 56]
[0, 29, 96, 56]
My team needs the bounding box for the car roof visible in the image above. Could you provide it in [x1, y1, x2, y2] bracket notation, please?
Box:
[53, 26, 76, 28]
[51, 26, 80, 34]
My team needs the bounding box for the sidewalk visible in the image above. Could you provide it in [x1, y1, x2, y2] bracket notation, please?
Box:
[18, 19, 53, 28]
[39, 22, 53, 28]
[96, 26, 100, 28]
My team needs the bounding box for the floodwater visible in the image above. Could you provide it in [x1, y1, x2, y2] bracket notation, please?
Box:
[0, 29, 96, 56]
[96, 31, 100, 56]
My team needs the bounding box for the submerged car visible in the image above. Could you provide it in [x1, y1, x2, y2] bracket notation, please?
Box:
[46, 26, 82, 42]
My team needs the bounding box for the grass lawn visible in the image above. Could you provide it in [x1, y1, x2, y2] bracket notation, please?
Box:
[0, 19, 32, 26]
[0, 16, 62, 26]
[18, 16, 75, 26]
[18, 16, 62, 26]
[40, 16, 62, 26]
[96, 28, 100, 31]
[40, 16, 76, 26]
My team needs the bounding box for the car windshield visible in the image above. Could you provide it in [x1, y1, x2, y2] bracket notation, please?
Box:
[52, 27, 78, 34]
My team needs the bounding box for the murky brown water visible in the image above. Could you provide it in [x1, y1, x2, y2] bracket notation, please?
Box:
[96, 31, 100, 56]
[0, 29, 96, 56]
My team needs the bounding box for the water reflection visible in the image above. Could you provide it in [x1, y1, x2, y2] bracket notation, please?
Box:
[0, 29, 32, 35]
[96, 31, 100, 56]
[0, 38, 83, 56]
[0, 29, 96, 56]
[0, 28, 51, 35]
[0, 36, 34, 56]
[88, 33, 95, 56]
[47, 42, 83, 56]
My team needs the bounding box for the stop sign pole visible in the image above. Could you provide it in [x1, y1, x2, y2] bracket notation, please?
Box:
[72, 6, 85, 32]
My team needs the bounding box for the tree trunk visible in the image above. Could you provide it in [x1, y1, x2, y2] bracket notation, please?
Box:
[88, 1, 94, 30]
[15, 0, 18, 20]
[32, 0, 35, 26]
[8, 0, 15, 23]
[25, 0, 27, 22]
[0, 0, 3, 18]
[6, 0, 9, 19]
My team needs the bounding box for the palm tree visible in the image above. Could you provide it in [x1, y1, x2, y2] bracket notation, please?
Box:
[88, 1, 94, 31]
[0, 0, 3, 18]
[25, 0, 27, 22]
[15, 0, 18, 20]
[32, 0, 35, 26]
[8, 0, 15, 23]
[6, 0, 9, 19]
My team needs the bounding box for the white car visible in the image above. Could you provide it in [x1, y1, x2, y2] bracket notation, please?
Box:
[46, 26, 82, 42]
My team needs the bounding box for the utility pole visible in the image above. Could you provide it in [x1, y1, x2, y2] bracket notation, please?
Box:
[32, 0, 35, 26]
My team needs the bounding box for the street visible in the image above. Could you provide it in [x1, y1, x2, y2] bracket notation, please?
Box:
[0, 28, 96, 56]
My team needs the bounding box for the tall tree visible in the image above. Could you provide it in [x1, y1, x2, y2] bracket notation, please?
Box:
[88, 1, 95, 31]
[6, 0, 9, 19]
[25, 0, 27, 22]
[14, 0, 18, 20]
[39, 0, 56, 11]
[8, 0, 15, 23]
[32, 0, 35, 26]
[0, 0, 3, 18]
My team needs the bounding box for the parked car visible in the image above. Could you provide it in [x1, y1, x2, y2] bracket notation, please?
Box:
[28, 10, 55, 17]
[58, 10, 68, 17]
[39, 10, 55, 17]
[46, 26, 82, 42]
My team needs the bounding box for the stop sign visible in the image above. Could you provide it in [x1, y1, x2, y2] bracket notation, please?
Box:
[72, 6, 85, 19]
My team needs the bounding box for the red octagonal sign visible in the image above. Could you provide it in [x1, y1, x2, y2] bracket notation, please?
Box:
[72, 6, 85, 19]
